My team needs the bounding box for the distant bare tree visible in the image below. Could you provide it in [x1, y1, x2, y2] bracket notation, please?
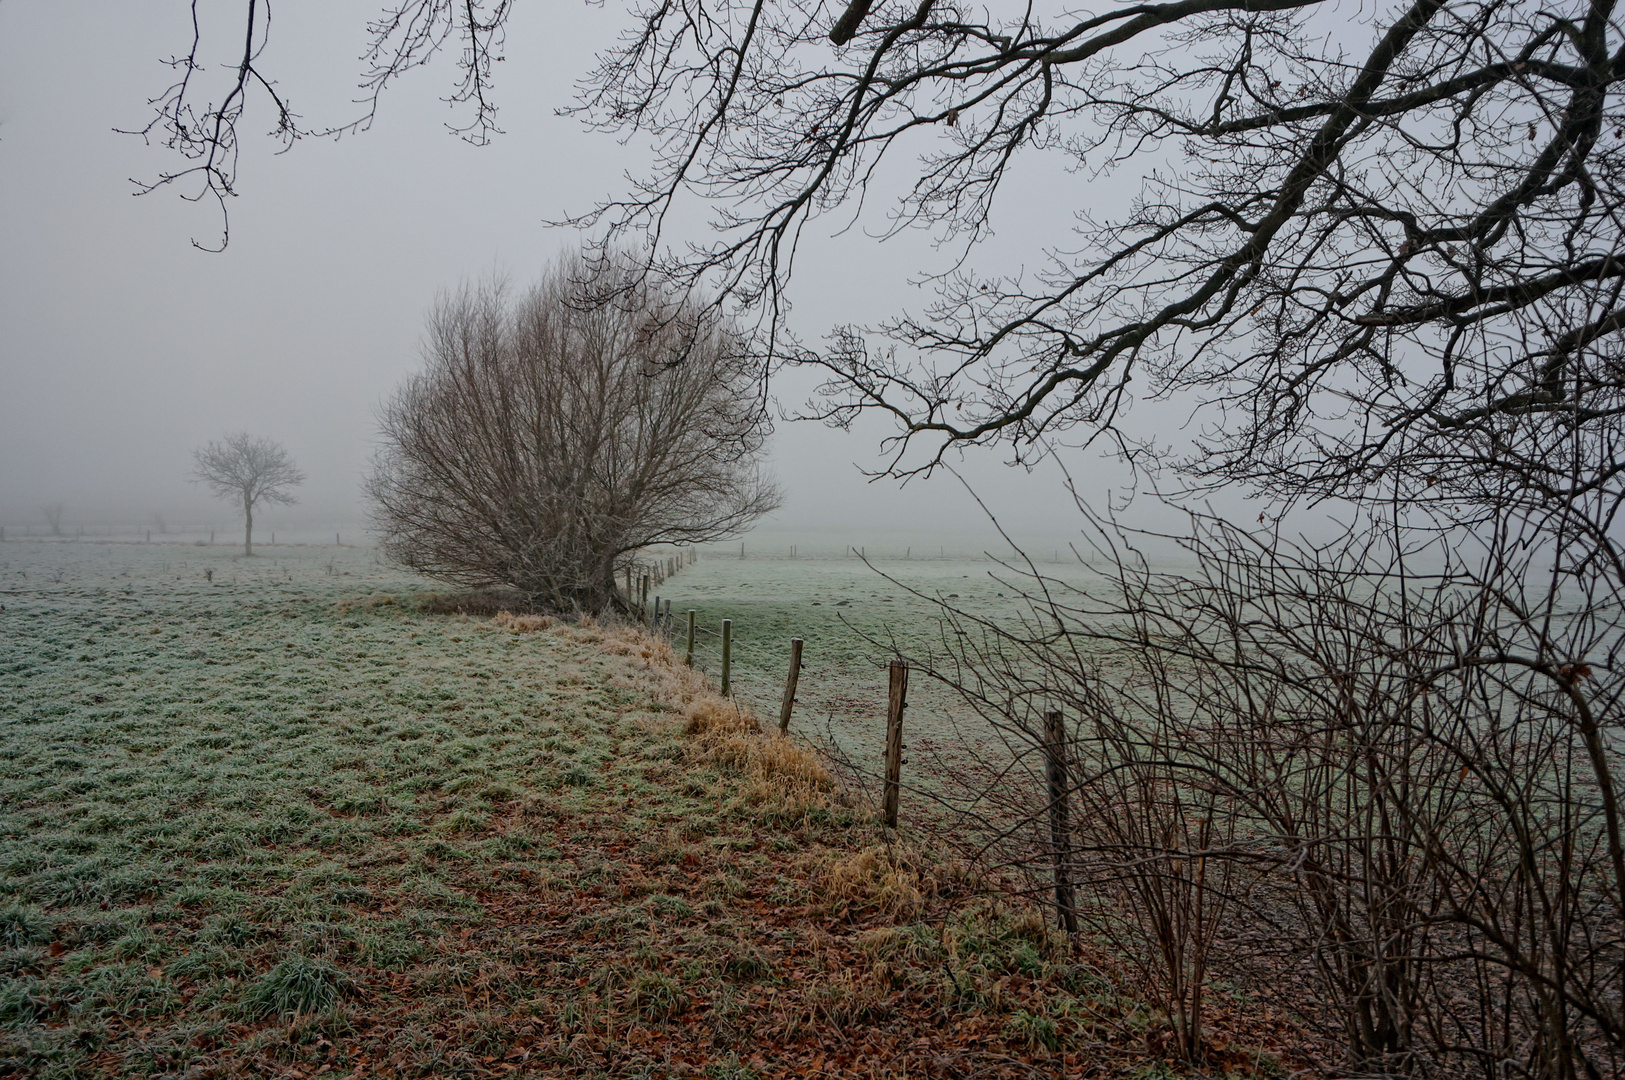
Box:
[366, 254, 781, 613]
[191, 433, 304, 556]
[41, 504, 64, 537]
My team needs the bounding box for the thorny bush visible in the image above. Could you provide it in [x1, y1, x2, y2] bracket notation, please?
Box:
[902, 501, 1624, 1079]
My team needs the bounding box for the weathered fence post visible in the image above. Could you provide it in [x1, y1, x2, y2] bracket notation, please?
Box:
[883, 660, 907, 828]
[662, 598, 671, 633]
[778, 638, 803, 735]
[651, 595, 659, 630]
[1044, 710, 1080, 935]
[640, 575, 649, 619]
[685, 610, 696, 666]
[720, 619, 733, 696]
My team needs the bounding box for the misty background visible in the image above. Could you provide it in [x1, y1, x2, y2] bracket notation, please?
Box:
[0, 1, 1195, 556]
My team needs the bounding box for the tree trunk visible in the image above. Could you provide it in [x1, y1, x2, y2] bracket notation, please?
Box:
[244, 499, 253, 557]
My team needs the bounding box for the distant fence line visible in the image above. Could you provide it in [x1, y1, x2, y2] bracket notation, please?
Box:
[3, 527, 1081, 566]
[0, 523, 361, 546]
[620, 547, 697, 626]
[694, 540, 1089, 564]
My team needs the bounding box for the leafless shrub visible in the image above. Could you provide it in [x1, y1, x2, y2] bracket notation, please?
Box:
[41, 504, 64, 537]
[366, 253, 780, 615]
[901, 501, 1623, 1077]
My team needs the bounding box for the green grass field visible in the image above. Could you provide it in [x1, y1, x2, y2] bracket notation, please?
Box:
[660, 552, 1117, 782]
[0, 542, 1171, 1079]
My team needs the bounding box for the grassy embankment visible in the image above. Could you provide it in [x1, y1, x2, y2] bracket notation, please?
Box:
[0, 543, 1287, 1078]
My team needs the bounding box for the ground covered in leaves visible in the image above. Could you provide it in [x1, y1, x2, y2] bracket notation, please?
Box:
[0, 542, 1291, 1079]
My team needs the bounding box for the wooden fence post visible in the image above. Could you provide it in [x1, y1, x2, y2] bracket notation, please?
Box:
[641, 575, 649, 619]
[778, 638, 803, 735]
[662, 599, 671, 632]
[651, 595, 659, 630]
[685, 610, 696, 666]
[883, 660, 907, 828]
[1044, 710, 1080, 935]
[720, 620, 733, 696]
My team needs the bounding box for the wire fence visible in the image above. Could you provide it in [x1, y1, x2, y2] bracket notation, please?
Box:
[0, 522, 362, 547]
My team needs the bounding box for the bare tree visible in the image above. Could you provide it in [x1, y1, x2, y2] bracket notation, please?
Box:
[561, 0, 1625, 505]
[191, 433, 304, 556]
[365, 253, 781, 613]
[41, 504, 64, 537]
[136, 4, 1625, 515]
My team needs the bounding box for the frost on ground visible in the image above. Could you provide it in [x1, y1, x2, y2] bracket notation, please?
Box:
[665, 554, 1122, 784]
[0, 542, 1185, 1080]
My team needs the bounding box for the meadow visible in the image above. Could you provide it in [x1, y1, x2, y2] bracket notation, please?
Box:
[661, 550, 1112, 785]
[0, 540, 1197, 1079]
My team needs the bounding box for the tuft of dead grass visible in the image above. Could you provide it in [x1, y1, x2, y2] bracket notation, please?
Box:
[333, 593, 398, 612]
[491, 611, 555, 633]
[819, 841, 975, 920]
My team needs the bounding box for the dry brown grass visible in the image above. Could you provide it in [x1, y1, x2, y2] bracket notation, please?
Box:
[490, 611, 556, 633]
[818, 839, 977, 920]
[494, 615, 838, 816]
[333, 593, 398, 612]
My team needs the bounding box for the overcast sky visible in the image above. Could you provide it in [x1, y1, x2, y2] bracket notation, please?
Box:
[0, 1, 1189, 552]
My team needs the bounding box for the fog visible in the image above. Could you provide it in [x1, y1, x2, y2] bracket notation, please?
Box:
[0, 2, 1201, 556]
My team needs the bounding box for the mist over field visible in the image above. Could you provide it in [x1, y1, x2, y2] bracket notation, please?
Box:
[0, 3, 1170, 557]
[5, 4, 1621, 1078]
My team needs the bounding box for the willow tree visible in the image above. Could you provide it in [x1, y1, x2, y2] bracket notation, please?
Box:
[366, 255, 780, 612]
